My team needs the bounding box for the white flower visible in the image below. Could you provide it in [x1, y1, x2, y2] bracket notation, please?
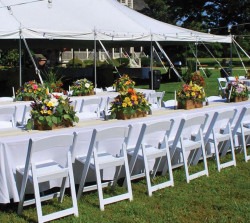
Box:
[85, 83, 90, 88]
[50, 98, 59, 107]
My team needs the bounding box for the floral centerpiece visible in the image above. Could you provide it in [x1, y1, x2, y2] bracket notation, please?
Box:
[43, 69, 65, 94]
[177, 81, 206, 109]
[70, 78, 94, 96]
[113, 74, 135, 92]
[15, 80, 46, 101]
[225, 78, 248, 102]
[189, 71, 205, 87]
[26, 92, 79, 130]
[109, 88, 150, 119]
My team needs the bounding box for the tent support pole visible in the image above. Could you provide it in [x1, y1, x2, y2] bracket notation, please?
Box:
[21, 35, 43, 84]
[155, 41, 183, 82]
[94, 30, 97, 89]
[150, 34, 153, 90]
[19, 32, 22, 87]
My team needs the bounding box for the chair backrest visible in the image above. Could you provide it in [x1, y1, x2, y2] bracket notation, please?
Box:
[206, 96, 226, 102]
[105, 86, 115, 92]
[0, 97, 14, 102]
[94, 88, 103, 93]
[232, 106, 250, 135]
[88, 126, 130, 156]
[238, 76, 246, 80]
[20, 105, 32, 126]
[148, 91, 165, 108]
[212, 109, 237, 134]
[25, 134, 75, 167]
[162, 99, 177, 108]
[181, 115, 207, 140]
[135, 120, 174, 150]
[227, 76, 236, 82]
[217, 78, 227, 90]
[0, 106, 16, 128]
[79, 97, 102, 117]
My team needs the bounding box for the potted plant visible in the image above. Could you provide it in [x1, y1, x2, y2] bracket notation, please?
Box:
[177, 82, 206, 109]
[225, 78, 249, 102]
[43, 69, 65, 94]
[113, 74, 135, 92]
[70, 78, 94, 96]
[26, 93, 79, 130]
[15, 80, 46, 101]
[109, 88, 150, 119]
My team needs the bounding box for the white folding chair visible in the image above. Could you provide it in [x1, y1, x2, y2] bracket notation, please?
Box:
[16, 134, 78, 223]
[147, 91, 165, 110]
[20, 105, 32, 127]
[94, 87, 103, 93]
[174, 115, 209, 183]
[0, 106, 17, 128]
[217, 78, 227, 97]
[0, 97, 14, 102]
[77, 97, 102, 119]
[73, 126, 133, 211]
[105, 86, 115, 92]
[227, 76, 236, 82]
[127, 120, 174, 196]
[233, 107, 250, 162]
[208, 110, 237, 171]
[162, 99, 177, 109]
[103, 96, 116, 119]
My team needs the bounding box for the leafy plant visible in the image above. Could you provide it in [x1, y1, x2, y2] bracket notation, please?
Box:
[15, 80, 46, 101]
[42, 69, 65, 93]
[26, 94, 79, 130]
[70, 78, 94, 96]
[109, 88, 150, 118]
[113, 74, 135, 92]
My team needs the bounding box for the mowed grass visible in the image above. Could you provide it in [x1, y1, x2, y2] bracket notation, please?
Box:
[0, 152, 249, 223]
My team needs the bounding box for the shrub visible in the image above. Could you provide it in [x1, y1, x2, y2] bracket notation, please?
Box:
[141, 57, 150, 67]
[67, 58, 83, 67]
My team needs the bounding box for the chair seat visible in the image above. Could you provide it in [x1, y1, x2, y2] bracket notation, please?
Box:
[180, 139, 202, 152]
[210, 133, 230, 143]
[17, 160, 68, 183]
[128, 146, 166, 160]
[77, 153, 125, 169]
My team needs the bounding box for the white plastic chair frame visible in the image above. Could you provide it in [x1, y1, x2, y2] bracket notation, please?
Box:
[20, 105, 32, 127]
[233, 107, 250, 162]
[127, 120, 174, 196]
[17, 135, 78, 223]
[74, 126, 133, 211]
[79, 97, 102, 118]
[0, 106, 17, 128]
[147, 91, 165, 109]
[208, 110, 237, 171]
[217, 78, 227, 97]
[176, 115, 209, 183]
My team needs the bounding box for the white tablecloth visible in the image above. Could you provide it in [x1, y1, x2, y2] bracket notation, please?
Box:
[0, 99, 249, 204]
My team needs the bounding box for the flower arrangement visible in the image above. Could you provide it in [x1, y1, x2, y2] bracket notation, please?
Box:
[43, 69, 65, 93]
[70, 78, 94, 96]
[225, 78, 248, 101]
[177, 81, 206, 108]
[189, 71, 205, 87]
[15, 80, 46, 101]
[109, 88, 150, 119]
[113, 74, 135, 92]
[26, 93, 79, 130]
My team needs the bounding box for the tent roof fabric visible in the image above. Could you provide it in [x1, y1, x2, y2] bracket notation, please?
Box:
[0, 0, 231, 43]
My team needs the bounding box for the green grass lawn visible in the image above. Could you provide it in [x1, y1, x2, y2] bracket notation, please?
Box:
[0, 152, 249, 223]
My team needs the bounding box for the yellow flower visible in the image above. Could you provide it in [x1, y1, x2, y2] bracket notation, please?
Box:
[122, 103, 127, 107]
[47, 110, 52, 115]
[191, 92, 195, 96]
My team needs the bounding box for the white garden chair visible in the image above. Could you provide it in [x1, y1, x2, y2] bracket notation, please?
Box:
[16, 134, 78, 223]
[73, 126, 133, 211]
[174, 115, 209, 183]
[77, 97, 102, 119]
[0, 106, 17, 128]
[127, 120, 174, 196]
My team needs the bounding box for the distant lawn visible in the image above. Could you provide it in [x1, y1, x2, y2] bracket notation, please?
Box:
[136, 67, 249, 101]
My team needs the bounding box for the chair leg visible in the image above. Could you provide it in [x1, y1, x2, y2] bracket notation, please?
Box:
[181, 147, 190, 183]
[59, 177, 67, 203]
[214, 139, 221, 172]
[95, 164, 105, 211]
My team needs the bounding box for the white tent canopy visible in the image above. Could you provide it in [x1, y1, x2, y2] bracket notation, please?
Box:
[0, 0, 231, 43]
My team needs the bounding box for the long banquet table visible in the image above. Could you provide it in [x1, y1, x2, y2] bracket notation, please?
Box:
[0, 97, 249, 204]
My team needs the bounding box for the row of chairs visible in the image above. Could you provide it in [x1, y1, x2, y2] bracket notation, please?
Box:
[15, 106, 250, 222]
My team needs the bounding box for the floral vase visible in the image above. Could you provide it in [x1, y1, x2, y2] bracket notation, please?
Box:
[22, 96, 33, 101]
[195, 101, 203, 108]
[178, 100, 195, 110]
[34, 120, 73, 131]
[230, 96, 242, 103]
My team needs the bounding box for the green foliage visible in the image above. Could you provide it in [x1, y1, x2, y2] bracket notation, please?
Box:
[140, 56, 150, 67]
[67, 58, 83, 67]
[0, 49, 20, 67]
[114, 57, 130, 67]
